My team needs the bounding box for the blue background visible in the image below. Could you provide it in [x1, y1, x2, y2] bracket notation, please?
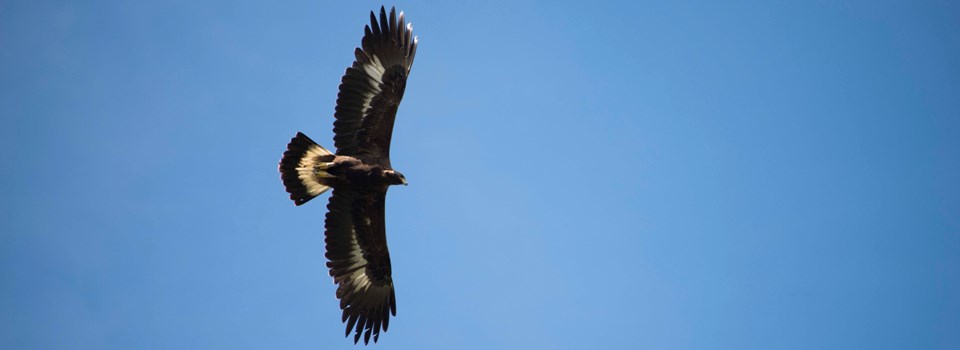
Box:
[2, 1, 958, 349]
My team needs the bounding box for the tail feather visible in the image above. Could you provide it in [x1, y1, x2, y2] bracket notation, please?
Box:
[279, 132, 335, 205]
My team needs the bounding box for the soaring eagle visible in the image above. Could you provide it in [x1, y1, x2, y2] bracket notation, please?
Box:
[278, 6, 417, 345]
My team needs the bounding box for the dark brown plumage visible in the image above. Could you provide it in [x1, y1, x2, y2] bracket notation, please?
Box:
[277, 6, 417, 345]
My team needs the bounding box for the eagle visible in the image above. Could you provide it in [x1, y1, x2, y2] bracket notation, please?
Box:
[278, 6, 417, 345]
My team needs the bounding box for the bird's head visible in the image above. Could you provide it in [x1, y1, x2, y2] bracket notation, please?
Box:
[384, 170, 408, 186]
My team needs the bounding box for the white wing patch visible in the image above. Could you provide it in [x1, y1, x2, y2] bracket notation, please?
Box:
[333, 215, 390, 298]
[359, 55, 385, 117]
[334, 225, 374, 289]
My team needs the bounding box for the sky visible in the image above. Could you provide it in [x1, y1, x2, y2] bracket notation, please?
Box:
[1, 0, 959, 349]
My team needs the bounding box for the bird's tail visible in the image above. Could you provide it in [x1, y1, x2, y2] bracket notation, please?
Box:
[279, 132, 335, 206]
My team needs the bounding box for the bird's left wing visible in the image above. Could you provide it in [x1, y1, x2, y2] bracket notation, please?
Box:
[324, 188, 396, 344]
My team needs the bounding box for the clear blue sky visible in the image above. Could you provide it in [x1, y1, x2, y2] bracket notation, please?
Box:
[2, 1, 958, 349]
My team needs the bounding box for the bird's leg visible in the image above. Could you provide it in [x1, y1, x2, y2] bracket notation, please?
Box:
[312, 162, 337, 177]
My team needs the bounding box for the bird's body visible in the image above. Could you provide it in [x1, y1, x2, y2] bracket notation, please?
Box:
[289, 139, 405, 191]
[278, 6, 417, 345]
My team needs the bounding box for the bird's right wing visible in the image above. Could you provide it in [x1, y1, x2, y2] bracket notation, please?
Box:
[332, 6, 418, 166]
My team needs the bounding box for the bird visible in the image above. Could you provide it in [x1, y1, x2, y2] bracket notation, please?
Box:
[278, 6, 417, 345]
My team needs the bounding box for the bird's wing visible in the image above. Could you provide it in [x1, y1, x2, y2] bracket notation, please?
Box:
[324, 188, 396, 344]
[332, 6, 418, 167]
